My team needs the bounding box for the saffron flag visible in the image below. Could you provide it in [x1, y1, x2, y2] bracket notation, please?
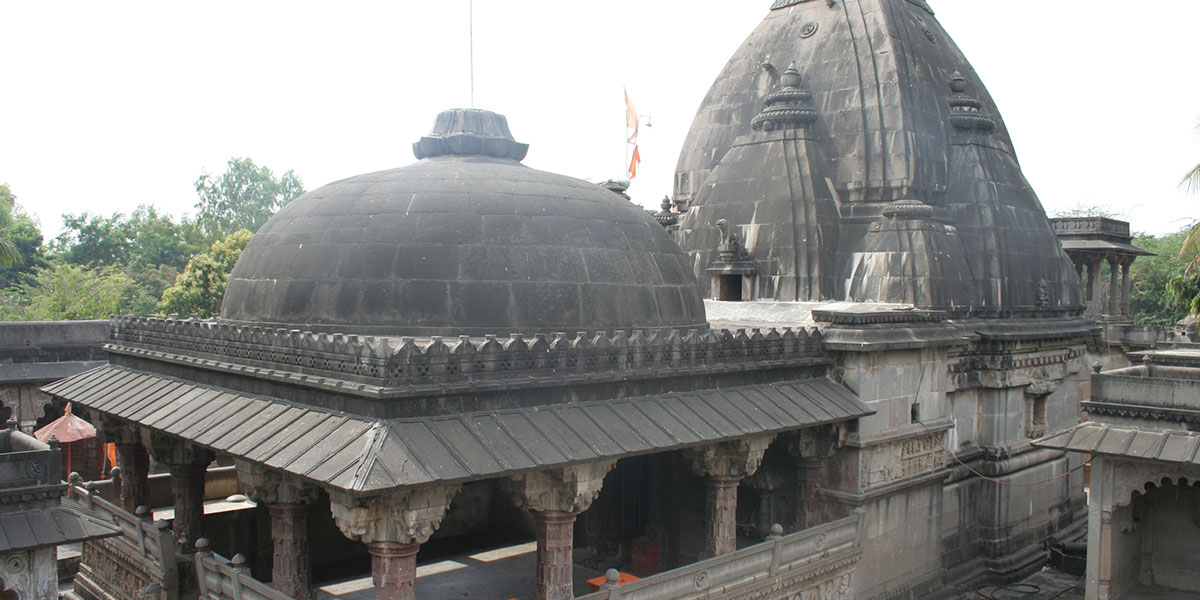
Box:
[628, 145, 642, 179]
[625, 89, 639, 143]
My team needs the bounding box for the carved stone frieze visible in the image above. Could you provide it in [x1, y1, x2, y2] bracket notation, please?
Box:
[329, 485, 460, 545]
[510, 460, 616, 514]
[859, 432, 945, 490]
[685, 436, 775, 479]
[78, 539, 156, 600]
[715, 555, 857, 600]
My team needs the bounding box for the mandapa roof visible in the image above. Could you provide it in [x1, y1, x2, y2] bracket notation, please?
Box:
[0, 505, 120, 553]
[44, 365, 870, 495]
[1035, 422, 1200, 466]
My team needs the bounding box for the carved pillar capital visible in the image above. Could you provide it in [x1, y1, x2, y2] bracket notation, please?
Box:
[236, 460, 321, 506]
[149, 433, 213, 468]
[95, 414, 140, 445]
[329, 485, 460, 545]
[510, 460, 616, 514]
[684, 435, 775, 479]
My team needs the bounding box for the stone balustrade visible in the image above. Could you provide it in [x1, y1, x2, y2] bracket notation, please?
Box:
[66, 481, 181, 600]
[109, 316, 825, 387]
[576, 514, 860, 600]
[194, 540, 292, 600]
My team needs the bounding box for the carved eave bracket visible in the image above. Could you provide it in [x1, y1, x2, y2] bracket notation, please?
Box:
[329, 485, 461, 545]
[236, 460, 321, 506]
[685, 435, 776, 479]
[148, 433, 212, 468]
[509, 460, 617, 514]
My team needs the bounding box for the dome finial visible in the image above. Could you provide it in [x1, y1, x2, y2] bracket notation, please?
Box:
[751, 62, 817, 132]
[413, 108, 529, 161]
[949, 69, 967, 94]
[780, 62, 803, 89]
[947, 69, 996, 133]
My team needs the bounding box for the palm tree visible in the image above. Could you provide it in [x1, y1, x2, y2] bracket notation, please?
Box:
[0, 239, 19, 268]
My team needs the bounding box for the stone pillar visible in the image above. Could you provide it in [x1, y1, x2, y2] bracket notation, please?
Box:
[684, 435, 774, 558]
[368, 542, 420, 600]
[510, 461, 616, 600]
[95, 417, 149, 512]
[792, 458, 827, 530]
[114, 442, 149, 512]
[1120, 259, 1132, 316]
[151, 435, 213, 553]
[534, 511, 576, 600]
[1085, 259, 1098, 303]
[238, 462, 321, 600]
[330, 485, 460, 600]
[1107, 256, 1119, 315]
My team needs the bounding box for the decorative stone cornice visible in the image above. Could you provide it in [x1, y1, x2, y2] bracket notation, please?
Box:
[329, 485, 461, 545]
[685, 435, 775, 479]
[235, 461, 321, 506]
[510, 461, 616, 514]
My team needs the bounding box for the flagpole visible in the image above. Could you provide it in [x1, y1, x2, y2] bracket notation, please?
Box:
[624, 87, 629, 177]
[469, 0, 475, 107]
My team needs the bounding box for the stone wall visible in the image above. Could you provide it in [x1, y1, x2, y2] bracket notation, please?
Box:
[0, 319, 108, 431]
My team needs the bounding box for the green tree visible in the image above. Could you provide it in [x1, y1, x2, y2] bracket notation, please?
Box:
[0, 185, 45, 286]
[193, 158, 303, 242]
[1129, 230, 1190, 326]
[51, 211, 133, 267]
[128, 205, 192, 271]
[0, 263, 131, 321]
[158, 230, 253, 318]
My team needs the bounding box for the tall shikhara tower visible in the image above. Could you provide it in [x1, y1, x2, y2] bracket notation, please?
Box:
[674, 0, 1083, 315]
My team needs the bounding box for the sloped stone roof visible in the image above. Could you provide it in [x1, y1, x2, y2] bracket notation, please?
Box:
[45, 364, 869, 494]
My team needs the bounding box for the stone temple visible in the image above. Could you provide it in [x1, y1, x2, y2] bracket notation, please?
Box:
[30, 2, 1166, 600]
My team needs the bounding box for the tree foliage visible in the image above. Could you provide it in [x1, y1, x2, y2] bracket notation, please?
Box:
[158, 230, 253, 318]
[51, 212, 133, 267]
[0, 263, 131, 321]
[1049, 204, 1120, 219]
[0, 185, 44, 287]
[193, 158, 303, 243]
[1129, 231, 1190, 326]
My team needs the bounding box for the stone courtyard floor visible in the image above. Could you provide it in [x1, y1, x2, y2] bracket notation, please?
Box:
[315, 541, 605, 600]
[950, 568, 1085, 600]
[949, 566, 1200, 600]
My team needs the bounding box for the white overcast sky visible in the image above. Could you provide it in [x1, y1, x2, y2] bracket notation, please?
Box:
[2, 1, 1197, 242]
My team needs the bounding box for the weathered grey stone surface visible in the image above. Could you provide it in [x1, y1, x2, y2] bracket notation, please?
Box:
[222, 108, 706, 337]
[673, 0, 1082, 313]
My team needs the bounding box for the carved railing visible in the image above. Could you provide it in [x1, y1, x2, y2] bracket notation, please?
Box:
[194, 540, 290, 600]
[577, 515, 860, 600]
[67, 481, 179, 600]
[109, 316, 826, 387]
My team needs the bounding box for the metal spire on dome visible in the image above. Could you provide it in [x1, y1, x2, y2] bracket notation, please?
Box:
[412, 108, 529, 160]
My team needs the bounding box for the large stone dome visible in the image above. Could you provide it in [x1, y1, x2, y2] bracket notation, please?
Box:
[220, 109, 707, 336]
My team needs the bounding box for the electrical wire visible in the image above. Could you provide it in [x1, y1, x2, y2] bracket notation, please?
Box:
[918, 419, 1089, 488]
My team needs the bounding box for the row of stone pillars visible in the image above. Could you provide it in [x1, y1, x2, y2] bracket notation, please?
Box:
[1077, 253, 1134, 317]
[105, 423, 776, 600]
